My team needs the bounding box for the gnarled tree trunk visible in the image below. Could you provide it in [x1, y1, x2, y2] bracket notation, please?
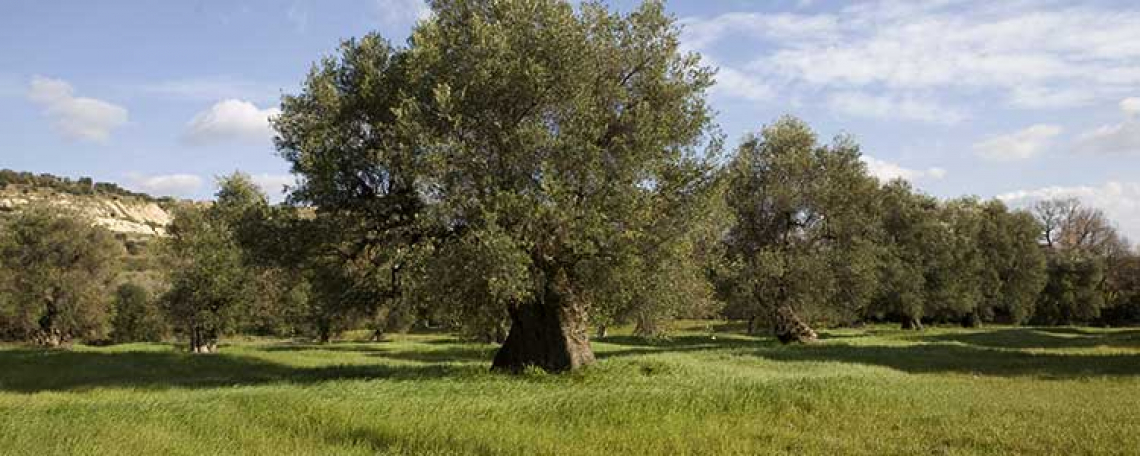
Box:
[492, 270, 594, 372]
[901, 315, 924, 330]
[961, 312, 982, 328]
[189, 326, 219, 354]
[774, 305, 817, 344]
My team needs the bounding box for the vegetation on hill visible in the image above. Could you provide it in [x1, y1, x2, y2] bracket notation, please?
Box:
[0, 168, 168, 203]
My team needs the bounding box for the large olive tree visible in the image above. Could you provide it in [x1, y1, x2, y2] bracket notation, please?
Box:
[274, 0, 720, 371]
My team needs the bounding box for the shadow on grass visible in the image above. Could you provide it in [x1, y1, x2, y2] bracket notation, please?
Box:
[926, 327, 1140, 350]
[755, 342, 1140, 378]
[0, 348, 474, 393]
[262, 341, 496, 364]
[596, 330, 1140, 378]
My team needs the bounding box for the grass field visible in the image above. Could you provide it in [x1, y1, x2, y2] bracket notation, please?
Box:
[3, 322, 1140, 455]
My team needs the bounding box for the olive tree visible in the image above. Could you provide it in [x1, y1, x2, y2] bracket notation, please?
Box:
[0, 206, 121, 346]
[724, 117, 881, 343]
[275, 0, 721, 371]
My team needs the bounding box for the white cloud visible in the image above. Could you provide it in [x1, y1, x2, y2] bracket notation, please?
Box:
[1073, 99, 1140, 156]
[682, 2, 1140, 111]
[711, 66, 773, 102]
[998, 181, 1140, 242]
[250, 173, 294, 200]
[183, 99, 280, 146]
[27, 76, 128, 142]
[1122, 97, 1140, 116]
[1075, 121, 1140, 156]
[827, 91, 965, 124]
[127, 173, 204, 197]
[862, 156, 946, 182]
[973, 124, 1062, 161]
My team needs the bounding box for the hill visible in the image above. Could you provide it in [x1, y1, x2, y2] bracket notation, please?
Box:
[0, 169, 177, 236]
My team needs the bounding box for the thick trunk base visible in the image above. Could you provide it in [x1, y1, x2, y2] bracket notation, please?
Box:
[774, 306, 817, 344]
[596, 325, 608, 339]
[901, 316, 924, 330]
[961, 312, 982, 328]
[492, 303, 595, 373]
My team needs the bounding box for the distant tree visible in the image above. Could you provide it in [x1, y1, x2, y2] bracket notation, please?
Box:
[110, 282, 167, 343]
[275, 0, 721, 371]
[875, 181, 941, 329]
[160, 174, 264, 353]
[975, 200, 1047, 324]
[724, 117, 881, 343]
[0, 206, 121, 346]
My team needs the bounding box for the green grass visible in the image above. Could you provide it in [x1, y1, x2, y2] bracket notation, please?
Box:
[3, 323, 1140, 455]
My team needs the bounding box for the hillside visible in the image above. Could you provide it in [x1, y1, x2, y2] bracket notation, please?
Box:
[0, 170, 176, 236]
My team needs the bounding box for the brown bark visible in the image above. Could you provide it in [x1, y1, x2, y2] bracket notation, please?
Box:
[773, 305, 817, 344]
[961, 312, 982, 328]
[596, 324, 608, 339]
[189, 327, 219, 354]
[901, 316, 924, 330]
[492, 272, 595, 372]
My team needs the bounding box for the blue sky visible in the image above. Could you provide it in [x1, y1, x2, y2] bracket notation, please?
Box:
[2, 1, 1140, 239]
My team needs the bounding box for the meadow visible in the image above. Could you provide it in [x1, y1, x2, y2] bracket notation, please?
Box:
[2, 323, 1140, 455]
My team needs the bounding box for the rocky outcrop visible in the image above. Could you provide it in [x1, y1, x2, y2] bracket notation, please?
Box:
[0, 190, 173, 236]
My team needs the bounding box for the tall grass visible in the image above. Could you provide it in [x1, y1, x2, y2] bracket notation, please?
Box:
[2, 324, 1139, 455]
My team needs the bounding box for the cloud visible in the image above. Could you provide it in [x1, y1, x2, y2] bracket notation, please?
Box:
[862, 156, 946, 182]
[127, 173, 204, 197]
[827, 91, 965, 124]
[1073, 98, 1140, 155]
[183, 99, 280, 146]
[998, 181, 1140, 242]
[250, 173, 294, 200]
[27, 76, 128, 142]
[1122, 97, 1140, 116]
[973, 124, 1062, 161]
[710, 66, 773, 102]
[1075, 121, 1140, 156]
[682, 2, 1140, 111]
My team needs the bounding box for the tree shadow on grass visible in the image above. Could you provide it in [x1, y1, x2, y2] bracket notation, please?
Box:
[594, 330, 1140, 378]
[0, 348, 473, 394]
[924, 327, 1140, 350]
[755, 342, 1140, 379]
[262, 341, 497, 364]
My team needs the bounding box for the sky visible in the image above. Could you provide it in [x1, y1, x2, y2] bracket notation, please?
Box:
[1, 0, 1139, 239]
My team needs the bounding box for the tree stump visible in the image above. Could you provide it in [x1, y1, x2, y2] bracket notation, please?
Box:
[774, 306, 817, 344]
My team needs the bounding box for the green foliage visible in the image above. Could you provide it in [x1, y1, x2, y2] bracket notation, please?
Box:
[160, 177, 265, 351]
[0, 168, 162, 202]
[724, 117, 882, 328]
[110, 283, 167, 343]
[0, 205, 122, 344]
[275, 0, 722, 358]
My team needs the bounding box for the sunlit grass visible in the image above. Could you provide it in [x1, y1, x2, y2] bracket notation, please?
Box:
[3, 323, 1140, 455]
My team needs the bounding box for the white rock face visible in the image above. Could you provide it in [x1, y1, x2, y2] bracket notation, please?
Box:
[0, 191, 173, 236]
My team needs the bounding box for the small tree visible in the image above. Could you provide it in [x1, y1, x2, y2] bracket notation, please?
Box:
[0, 206, 121, 346]
[161, 174, 263, 353]
[110, 282, 168, 343]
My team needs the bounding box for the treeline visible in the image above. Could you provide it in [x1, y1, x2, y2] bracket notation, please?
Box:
[1, 1, 1138, 373]
[0, 168, 168, 203]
